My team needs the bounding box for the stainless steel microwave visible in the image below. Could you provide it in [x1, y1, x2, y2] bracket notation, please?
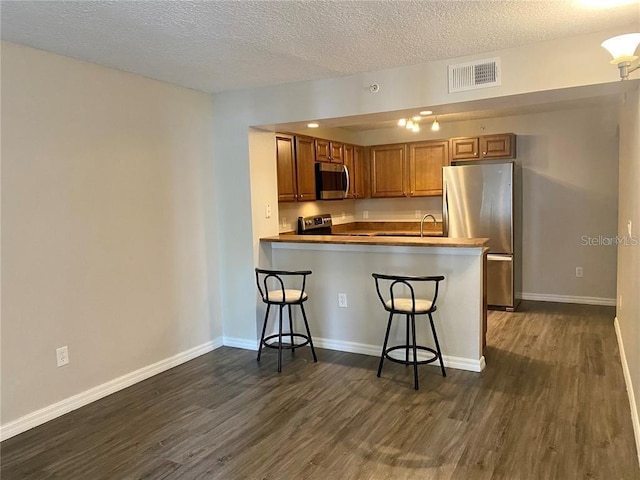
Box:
[315, 163, 349, 200]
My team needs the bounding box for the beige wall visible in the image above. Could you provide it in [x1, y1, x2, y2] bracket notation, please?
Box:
[1, 43, 221, 426]
[617, 84, 640, 458]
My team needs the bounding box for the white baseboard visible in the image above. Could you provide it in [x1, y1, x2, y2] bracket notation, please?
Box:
[520, 292, 616, 306]
[614, 317, 640, 467]
[314, 337, 485, 372]
[223, 336, 258, 351]
[0, 338, 224, 442]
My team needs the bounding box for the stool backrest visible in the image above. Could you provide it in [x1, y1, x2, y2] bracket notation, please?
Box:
[372, 273, 445, 313]
[255, 268, 312, 304]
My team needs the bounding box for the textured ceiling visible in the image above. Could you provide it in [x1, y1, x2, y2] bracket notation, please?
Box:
[2, 1, 639, 93]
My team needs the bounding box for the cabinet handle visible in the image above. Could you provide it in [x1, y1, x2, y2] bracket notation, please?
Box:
[410, 191, 414, 195]
[474, 152, 477, 156]
[483, 152, 487, 155]
[294, 194, 298, 199]
[299, 194, 303, 198]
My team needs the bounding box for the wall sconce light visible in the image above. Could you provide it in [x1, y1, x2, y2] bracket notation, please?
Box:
[601, 33, 640, 80]
[431, 117, 440, 131]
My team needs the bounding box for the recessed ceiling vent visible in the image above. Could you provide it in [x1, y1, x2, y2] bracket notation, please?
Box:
[448, 57, 501, 93]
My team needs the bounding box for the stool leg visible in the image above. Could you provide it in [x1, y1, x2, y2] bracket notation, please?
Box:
[288, 304, 295, 355]
[377, 312, 394, 377]
[299, 303, 317, 363]
[405, 314, 410, 366]
[411, 314, 419, 390]
[277, 305, 284, 373]
[429, 312, 446, 377]
[257, 304, 270, 362]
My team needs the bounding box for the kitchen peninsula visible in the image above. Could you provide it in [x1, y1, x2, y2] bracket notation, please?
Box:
[260, 233, 489, 372]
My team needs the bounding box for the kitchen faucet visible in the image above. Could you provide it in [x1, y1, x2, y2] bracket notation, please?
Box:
[420, 214, 437, 237]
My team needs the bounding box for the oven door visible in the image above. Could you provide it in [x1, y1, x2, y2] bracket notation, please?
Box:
[316, 163, 348, 200]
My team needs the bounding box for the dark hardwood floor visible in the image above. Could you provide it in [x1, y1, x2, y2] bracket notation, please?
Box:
[2, 301, 639, 479]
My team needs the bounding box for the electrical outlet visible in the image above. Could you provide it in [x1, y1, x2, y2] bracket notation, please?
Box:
[281, 216, 287, 227]
[415, 210, 421, 219]
[56, 346, 69, 367]
[628, 220, 632, 237]
[363, 211, 369, 219]
[338, 293, 348, 308]
[265, 204, 271, 219]
[575, 267, 583, 278]
[341, 211, 346, 220]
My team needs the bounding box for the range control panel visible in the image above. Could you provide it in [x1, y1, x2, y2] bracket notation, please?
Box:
[298, 214, 333, 233]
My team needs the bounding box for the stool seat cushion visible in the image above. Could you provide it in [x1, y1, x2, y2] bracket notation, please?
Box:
[265, 289, 307, 303]
[385, 297, 433, 313]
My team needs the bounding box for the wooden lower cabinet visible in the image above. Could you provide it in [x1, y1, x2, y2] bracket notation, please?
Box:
[408, 140, 449, 196]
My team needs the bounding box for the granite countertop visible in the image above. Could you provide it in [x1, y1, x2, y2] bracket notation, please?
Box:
[261, 234, 488, 248]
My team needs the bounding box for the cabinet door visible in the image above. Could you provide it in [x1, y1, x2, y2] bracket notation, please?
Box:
[370, 144, 407, 198]
[330, 141, 344, 163]
[354, 145, 367, 199]
[480, 134, 515, 159]
[409, 141, 449, 196]
[295, 135, 316, 201]
[343, 144, 356, 198]
[451, 137, 480, 161]
[315, 138, 331, 162]
[276, 134, 297, 202]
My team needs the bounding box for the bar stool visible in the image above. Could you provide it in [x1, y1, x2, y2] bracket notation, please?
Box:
[372, 273, 446, 390]
[255, 268, 318, 372]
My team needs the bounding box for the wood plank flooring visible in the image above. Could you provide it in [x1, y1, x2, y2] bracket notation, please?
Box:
[2, 301, 639, 479]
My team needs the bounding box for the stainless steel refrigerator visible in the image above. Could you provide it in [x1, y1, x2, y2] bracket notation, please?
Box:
[442, 162, 521, 311]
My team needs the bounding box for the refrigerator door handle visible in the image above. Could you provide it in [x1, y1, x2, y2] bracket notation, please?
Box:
[442, 179, 449, 237]
[487, 254, 512, 261]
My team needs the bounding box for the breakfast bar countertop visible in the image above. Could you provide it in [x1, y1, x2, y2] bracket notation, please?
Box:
[261, 234, 489, 248]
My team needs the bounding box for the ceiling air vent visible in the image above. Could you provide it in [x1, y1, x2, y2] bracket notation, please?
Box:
[448, 58, 501, 93]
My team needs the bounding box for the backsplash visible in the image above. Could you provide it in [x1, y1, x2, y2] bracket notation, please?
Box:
[355, 197, 443, 222]
[278, 199, 357, 232]
[277, 197, 443, 232]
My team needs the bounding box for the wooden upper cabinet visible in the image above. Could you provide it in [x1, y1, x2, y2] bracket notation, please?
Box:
[370, 144, 407, 198]
[451, 133, 515, 161]
[481, 134, 515, 159]
[343, 144, 356, 199]
[354, 145, 367, 199]
[343, 144, 367, 199]
[408, 141, 449, 196]
[315, 138, 343, 163]
[295, 135, 316, 201]
[315, 138, 330, 162]
[276, 134, 297, 202]
[451, 137, 480, 161]
[330, 141, 343, 163]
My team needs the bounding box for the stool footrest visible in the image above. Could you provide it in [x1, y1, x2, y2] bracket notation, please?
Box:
[263, 333, 311, 350]
[383, 345, 440, 366]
